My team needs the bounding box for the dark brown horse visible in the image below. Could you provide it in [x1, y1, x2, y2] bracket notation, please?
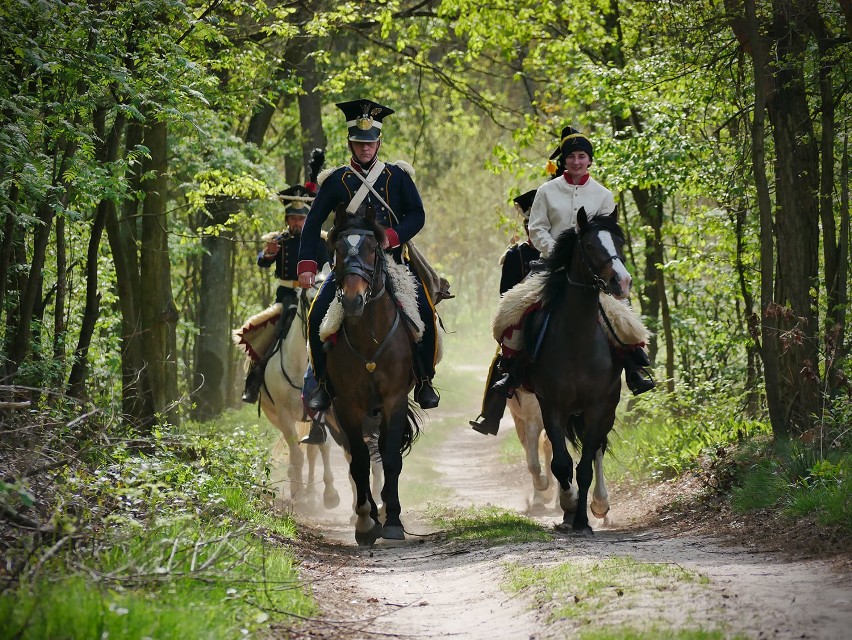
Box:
[525, 207, 631, 534]
[325, 204, 420, 545]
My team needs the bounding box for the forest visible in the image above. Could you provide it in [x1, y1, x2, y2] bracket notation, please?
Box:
[1, 0, 850, 638]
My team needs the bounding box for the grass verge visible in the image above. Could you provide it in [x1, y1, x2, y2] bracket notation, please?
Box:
[428, 505, 551, 543]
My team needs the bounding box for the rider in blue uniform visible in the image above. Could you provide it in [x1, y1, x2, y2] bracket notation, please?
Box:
[470, 189, 540, 435]
[297, 99, 440, 411]
[241, 183, 330, 404]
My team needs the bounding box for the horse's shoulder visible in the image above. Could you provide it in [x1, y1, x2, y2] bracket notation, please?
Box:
[387, 160, 415, 178]
[317, 165, 347, 186]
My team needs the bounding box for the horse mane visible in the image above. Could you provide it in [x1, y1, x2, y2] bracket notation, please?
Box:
[327, 212, 386, 247]
[541, 228, 577, 306]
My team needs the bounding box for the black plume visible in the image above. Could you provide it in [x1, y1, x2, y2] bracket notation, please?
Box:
[308, 148, 325, 183]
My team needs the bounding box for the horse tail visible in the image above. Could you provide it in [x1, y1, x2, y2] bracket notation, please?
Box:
[563, 413, 610, 455]
[400, 400, 423, 456]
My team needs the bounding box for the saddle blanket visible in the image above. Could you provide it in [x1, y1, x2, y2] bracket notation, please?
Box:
[319, 259, 443, 364]
[320, 259, 424, 341]
[232, 303, 283, 363]
[492, 274, 651, 347]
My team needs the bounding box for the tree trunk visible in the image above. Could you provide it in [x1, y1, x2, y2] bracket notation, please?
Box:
[68, 110, 125, 398]
[766, 0, 821, 435]
[192, 199, 237, 420]
[104, 120, 156, 424]
[139, 118, 179, 426]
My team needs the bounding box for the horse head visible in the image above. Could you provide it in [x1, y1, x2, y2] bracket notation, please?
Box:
[329, 203, 387, 316]
[576, 207, 632, 299]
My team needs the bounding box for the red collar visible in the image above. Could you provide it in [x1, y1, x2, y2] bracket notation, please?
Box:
[562, 173, 590, 186]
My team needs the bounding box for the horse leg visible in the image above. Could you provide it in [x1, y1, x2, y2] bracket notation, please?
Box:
[571, 444, 597, 535]
[350, 440, 381, 546]
[380, 408, 407, 540]
[590, 447, 610, 519]
[305, 442, 319, 506]
[516, 413, 547, 509]
[541, 409, 578, 525]
[282, 428, 306, 506]
[319, 439, 341, 510]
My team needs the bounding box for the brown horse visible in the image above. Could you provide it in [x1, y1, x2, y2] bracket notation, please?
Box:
[525, 207, 630, 534]
[325, 204, 421, 545]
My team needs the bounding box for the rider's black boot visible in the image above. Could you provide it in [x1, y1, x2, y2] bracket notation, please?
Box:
[623, 355, 655, 395]
[300, 413, 328, 445]
[413, 345, 440, 409]
[308, 345, 333, 411]
[491, 355, 522, 399]
[241, 362, 263, 403]
[469, 387, 507, 436]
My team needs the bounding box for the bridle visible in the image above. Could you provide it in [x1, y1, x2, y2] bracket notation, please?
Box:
[567, 222, 625, 295]
[333, 224, 400, 374]
[334, 228, 387, 304]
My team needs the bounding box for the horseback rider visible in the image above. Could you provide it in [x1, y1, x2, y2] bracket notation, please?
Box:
[241, 174, 330, 404]
[297, 99, 441, 411]
[490, 126, 655, 399]
[469, 189, 541, 435]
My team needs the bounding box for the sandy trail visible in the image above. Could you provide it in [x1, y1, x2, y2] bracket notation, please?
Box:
[281, 374, 852, 640]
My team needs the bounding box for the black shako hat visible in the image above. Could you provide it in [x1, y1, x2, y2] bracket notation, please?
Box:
[278, 185, 313, 216]
[512, 189, 537, 219]
[549, 126, 594, 161]
[336, 99, 395, 142]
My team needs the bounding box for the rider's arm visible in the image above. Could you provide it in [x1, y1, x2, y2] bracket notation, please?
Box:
[298, 172, 339, 279]
[384, 167, 424, 249]
[528, 188, 556, 258]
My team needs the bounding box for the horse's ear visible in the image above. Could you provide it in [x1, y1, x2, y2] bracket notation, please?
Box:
[577, 207, 588, 229]
[611, 206, 618, 222]
[333, 204, 347, 230]
[366, 204, 376, 224]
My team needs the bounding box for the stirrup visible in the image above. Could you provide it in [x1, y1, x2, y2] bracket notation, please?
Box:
[469, 415, 499, 436]
[300, 415, 327, 445]
[626, 369, 655, 395]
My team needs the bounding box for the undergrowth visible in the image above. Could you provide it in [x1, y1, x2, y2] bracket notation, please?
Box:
[428, 504, 551, 543]
[0, 401, 312, 639]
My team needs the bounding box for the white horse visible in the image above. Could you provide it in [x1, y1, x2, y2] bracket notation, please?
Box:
[509, 388, 610, 520]
[260, 290, 342, 510]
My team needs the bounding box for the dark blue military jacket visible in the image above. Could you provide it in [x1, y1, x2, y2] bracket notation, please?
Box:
[499, 240, 541, 295]
[298, 161, 425, 272]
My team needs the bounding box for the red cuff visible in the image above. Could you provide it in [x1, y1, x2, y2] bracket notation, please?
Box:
[385, 228, 400, 249]
[298, 260, 318, 275]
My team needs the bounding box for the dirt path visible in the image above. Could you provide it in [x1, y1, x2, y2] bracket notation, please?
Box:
[282, 389, 852, 639]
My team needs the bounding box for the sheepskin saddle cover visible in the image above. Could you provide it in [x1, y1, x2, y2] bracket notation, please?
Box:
[233, 303, 283, 363]
[492, 275, 650, 347]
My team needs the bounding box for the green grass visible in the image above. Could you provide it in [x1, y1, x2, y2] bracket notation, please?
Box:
[0, 517, 315, 640]
[1, 407, 314, 640]
[428, 505, 551, 542]
[505, 555, 712, 636]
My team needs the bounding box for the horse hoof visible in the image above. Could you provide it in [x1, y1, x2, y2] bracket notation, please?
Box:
[382, 524, 405, 540]
[324, 490, 341, 510]
[573, 525, 594, 537]
[554, 521, 572, 533]
[355, 521, 382, 547]
[591, 505, 610, 519]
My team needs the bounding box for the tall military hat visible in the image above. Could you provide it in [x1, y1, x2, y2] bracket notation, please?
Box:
[547, 126, 594, 174]
[278, 184, 313, 216]
[336, 99, 395, 142]
[512, 189, 537, 219]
